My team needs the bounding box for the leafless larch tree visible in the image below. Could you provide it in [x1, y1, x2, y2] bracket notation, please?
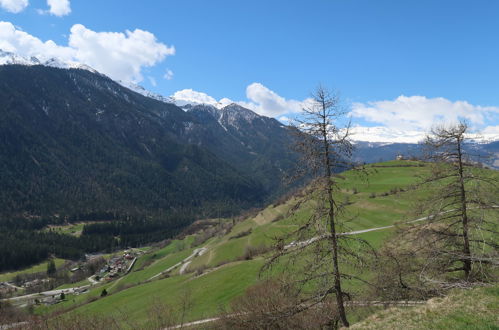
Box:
[257, 86, 372, 328]
[411, 121, 498, 288]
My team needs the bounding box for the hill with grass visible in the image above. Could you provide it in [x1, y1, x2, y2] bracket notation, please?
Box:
[22, 161, 434, 323]
[349, 285, 499, 329]
[2, 160, 497, 328]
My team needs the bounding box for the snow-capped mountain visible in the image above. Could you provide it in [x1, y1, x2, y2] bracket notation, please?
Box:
[0, 49, 177, 105]
[118, 80, 174, 104]
[349, 125, 499, 144]
[349, 126, 426, 144]
[180, 103, 263, 132]
[0, 49, 98, 73]
[1, 49, 496, 170]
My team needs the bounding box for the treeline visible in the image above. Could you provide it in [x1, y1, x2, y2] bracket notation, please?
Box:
[81, 215, 192, 247]
[0, 214, 192, 272]
[0, 231, 92, 271]
[0, 212, 117, 231]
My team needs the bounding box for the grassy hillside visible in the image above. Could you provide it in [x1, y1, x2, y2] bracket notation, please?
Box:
[30, 160, 497, 327]
[0, 258, 66, 283]
[349, 285, 499, 329]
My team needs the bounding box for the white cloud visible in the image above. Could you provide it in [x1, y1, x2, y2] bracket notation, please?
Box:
[171, 89, 235, 109]
[0, 21, 174, 82]
[69, 24, 174, 82]
[238, 83, 306, 117]
[171, 87, 499, 143]
[45, 0, 70, 16]
[479, 125, 499, 141]
[0, 21, 74, 59]
[351, 95, 499, 131]
[172, 89, 219, 107]
[348, 126, 426, 143]
[164, 69, 174, 80]
[172, 83, 311, 116]
[0, 0, 28, 13]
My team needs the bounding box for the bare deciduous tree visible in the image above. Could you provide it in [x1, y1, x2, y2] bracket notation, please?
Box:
[406, 121, 498, 287]
[262, 86, 372, 328]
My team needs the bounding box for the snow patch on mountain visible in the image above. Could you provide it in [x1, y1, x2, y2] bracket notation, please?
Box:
[181, 102, 264, 132]
[118, 80, 173, 104]
[0, 49, 98, 73]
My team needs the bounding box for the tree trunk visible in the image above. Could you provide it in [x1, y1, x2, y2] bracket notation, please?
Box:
[328, 189, 349, 327]
[321, 104, 349, 327]
[456, 138, 472, 278]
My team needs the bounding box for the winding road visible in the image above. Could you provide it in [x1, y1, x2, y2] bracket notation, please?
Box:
[148, 247, 208, 280]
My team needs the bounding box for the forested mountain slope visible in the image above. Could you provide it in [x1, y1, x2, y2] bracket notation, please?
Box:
[0, 65, 295, 222]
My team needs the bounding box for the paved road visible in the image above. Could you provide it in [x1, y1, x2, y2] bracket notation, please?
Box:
[179, 248, 207, 274]
[4, 284, 91, 302]
[284, 213, 441, 250]
[87, 275, 99, 285]
[2, 282, 23, 291]
[149, 247, 208, 280]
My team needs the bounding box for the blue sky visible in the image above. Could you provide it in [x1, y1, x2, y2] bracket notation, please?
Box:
[1, 0, 498, 142]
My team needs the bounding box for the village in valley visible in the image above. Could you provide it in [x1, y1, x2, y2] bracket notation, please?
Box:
[0, 249, 141, 306]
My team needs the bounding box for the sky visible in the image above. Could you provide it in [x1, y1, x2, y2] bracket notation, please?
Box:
[1, 0, 498, 142]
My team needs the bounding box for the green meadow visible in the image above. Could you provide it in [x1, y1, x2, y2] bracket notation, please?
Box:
[23, 161, 497, 327]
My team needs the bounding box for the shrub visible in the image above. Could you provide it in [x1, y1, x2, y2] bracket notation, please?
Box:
[229, 229, 252, 240]
[239, 245, 272, 261]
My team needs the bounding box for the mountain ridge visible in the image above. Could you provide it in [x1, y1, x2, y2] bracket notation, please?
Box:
[0, 64, 283, 221]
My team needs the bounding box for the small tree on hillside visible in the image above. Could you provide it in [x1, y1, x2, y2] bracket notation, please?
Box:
[261, 86, 372, 328]
[46, 259, 56, 278]
[401, 121, 498, 288]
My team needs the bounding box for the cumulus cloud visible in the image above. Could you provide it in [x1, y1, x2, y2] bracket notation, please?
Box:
[0, 21, 74, 59]
[351, 95, 499, 131]
[238, 83, 306, 117]
[171, 83, 307, 115]
[172, 86, 499, 142]
[0, 21, 174, 82]
[171, 90, 234, 109]
[480, 125, 499, 140]
[172, 89, 220, 107]
[46, 0, 70, 16]
[69, 24, 174, 82]
[0, 0, 28, 13]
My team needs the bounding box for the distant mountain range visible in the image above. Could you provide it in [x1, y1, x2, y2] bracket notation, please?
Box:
[0, 51, 497, 222]
[353, 141, 499, 169]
